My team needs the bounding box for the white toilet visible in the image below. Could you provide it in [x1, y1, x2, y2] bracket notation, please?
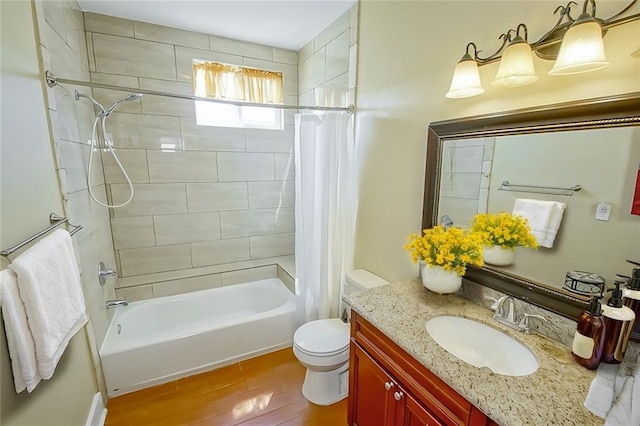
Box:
[293, 269, 389, 406]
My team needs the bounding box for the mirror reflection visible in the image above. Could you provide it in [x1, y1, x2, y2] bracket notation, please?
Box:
[437, 126, 640, 293]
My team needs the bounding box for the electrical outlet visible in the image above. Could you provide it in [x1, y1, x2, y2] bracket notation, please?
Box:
[595, 202, 612, 221]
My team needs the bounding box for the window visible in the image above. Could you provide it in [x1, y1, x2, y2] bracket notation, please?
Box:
[193, 61, 284, 130]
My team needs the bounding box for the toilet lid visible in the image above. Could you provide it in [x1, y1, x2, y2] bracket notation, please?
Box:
[294, 318, 350, 356]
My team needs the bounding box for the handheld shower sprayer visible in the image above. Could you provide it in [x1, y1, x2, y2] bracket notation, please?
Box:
[74, 89, 143, 208]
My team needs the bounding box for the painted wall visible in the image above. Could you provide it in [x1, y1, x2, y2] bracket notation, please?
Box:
[0, 1, 97, 424]
[353, 0, 640, 282]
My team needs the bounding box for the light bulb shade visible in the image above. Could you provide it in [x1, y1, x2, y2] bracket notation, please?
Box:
[493, 39, 538, 87]
[446, 55, 484, 99]
[549, 16, 609, 75]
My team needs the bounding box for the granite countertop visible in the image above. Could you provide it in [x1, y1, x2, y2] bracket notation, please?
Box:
[344, 278, 603, 426]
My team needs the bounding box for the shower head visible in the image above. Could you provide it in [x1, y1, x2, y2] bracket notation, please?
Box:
[105, 93, 143, 116]
[74, 89, 106, 114]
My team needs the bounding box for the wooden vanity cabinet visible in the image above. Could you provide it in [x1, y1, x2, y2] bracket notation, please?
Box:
[348, 312, 495, 426]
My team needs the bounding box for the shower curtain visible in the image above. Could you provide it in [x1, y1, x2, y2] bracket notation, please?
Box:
[294, 112, 357, 323]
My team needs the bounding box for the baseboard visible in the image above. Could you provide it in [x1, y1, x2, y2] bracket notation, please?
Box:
[85, 392, 107, 426]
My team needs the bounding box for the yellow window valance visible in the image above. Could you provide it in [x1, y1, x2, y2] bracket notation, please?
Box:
[193, 61, 284, 104]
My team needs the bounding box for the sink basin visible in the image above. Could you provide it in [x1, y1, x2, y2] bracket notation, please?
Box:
[425, 316, 538, 376]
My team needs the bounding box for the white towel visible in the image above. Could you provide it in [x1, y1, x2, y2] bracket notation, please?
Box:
[8, 229, 87, 380]
[512, 198, 566, 248]
[0, 269, 41, 392]
[606, 376, 634, 426]
[584, 362, 619, 418]
[632, 353, 640, 426]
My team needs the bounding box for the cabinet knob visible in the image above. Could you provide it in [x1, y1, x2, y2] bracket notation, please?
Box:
[394, 391, 404, 401]
[384, 381, 394, 391]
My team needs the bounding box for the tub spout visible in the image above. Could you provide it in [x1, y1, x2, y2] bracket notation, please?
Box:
[106, 299, 128, 309]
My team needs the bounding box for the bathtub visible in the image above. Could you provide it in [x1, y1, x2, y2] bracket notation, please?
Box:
[100, 278, 296, 397]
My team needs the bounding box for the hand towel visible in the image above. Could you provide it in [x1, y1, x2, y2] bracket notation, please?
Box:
[584, 362, 620, 418]
[0, 269, 41, 392]
[512, 198, 553, 245]
[9, 229, 87, 379]
[632, 353, 640, 426]
[541, 202, 566, 248]
[606, 376, 634, 426]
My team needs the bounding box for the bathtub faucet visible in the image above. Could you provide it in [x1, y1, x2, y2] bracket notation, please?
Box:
[106, 299, 128, 309]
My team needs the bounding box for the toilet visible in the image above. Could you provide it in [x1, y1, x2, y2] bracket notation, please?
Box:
[293, 269, 389, 406]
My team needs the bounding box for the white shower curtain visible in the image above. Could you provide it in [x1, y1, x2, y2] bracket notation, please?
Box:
[294, 112, 357, 323]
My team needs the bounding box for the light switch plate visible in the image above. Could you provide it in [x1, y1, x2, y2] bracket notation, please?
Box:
[595, 202, 612, 221]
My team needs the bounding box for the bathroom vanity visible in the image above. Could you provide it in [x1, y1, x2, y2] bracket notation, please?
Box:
[345, 279, 603, 426]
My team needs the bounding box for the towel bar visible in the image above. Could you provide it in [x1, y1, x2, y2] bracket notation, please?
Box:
[498, 181, 582, 197]
[0, 214, 83, 257]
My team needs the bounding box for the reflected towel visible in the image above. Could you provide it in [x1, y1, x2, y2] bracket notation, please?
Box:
[9, 229, 87, 379]
[512, 198, 566, 248]
[0, 269, 41, 392]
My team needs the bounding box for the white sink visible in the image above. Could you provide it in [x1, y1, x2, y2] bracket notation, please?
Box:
[425, 316, 538, 376]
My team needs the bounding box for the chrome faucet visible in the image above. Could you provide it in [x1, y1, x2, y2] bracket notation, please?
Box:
[106, 299, 128, 309]
[487, 295, 547, 334]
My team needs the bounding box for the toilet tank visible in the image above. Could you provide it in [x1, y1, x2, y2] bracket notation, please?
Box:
[344, 269, 389, 296]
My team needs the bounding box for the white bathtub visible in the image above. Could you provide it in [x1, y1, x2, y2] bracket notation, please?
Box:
[100, 278, 296, 397]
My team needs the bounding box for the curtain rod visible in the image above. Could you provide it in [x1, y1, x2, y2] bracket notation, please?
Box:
[45, 71, 355, 114]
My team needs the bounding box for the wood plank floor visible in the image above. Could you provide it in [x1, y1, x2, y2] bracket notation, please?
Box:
[105, 348, 348, 425]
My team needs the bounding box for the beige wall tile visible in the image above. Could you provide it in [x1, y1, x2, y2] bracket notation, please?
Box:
[275, 153, 294, 181]
[277, 265, 295, 293]
[298, 48, 325, 94]
[153, 274, 222, 297]
[326, 31, 350, 81]
[59, 140, 87, 192]
[134, 21, 209, 49]
[119, 243, 192, 276]
[154, 212, 221, 245]
[93, 33, 176, 80]
[217, 152, 274, 182]
[220, 209, 275, 239]
[192, 238, 251, 267]
[107, 112, 181, 150]
[221, 265, 277, 286]
[315, 72, 348, 107]
[111, 216, 156, 249]
[147, 151, 217, 182]
[348, 44, 357, 89]
[84, 12, 134, 37]
[175, 46, 242, 82]
[115, 284, 153, 302]
[273, 48, 297, 65]
[111, 183, 187, 217]
[298, 39, 314, 63]
[275, 208, 294, 233]
[43, 1, 67, 43]
[86, 32, 96, 71]
[180, 118, 246, 151]
[315, 9, 350, 49]
[90, 72, 142, 114]
[186, 182, 248, 212]
[250, 233, 294, 259]
[102, 149, 149, 183]
[139, 78, 195, 117]
[210, 36, 273, 61]
[246, 127, 294, 153]
[349, 3, 359, 46]
[248, 181, 294, 209]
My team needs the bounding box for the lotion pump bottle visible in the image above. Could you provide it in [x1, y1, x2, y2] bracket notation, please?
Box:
[623, 265, 640, 337]
[572, 295, 606, 370]
[602, 281, 636, 364]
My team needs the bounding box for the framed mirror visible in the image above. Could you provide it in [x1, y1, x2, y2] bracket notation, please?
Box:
[423, 92, 640, 321]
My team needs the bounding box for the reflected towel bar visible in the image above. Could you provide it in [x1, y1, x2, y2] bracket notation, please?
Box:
[498, 181, 582, 196]
[0, 214, 83, 257]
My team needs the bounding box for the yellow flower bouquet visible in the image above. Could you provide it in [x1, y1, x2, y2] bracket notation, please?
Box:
[470, 212, 538, 249]
[404, 225, 484, 277]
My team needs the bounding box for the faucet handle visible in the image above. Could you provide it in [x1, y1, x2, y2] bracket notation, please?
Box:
[519, 313, 548, 334]
[483, 295, 500, 311]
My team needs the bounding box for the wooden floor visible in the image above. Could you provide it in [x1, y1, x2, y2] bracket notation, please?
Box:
[105, 348, 348, 425]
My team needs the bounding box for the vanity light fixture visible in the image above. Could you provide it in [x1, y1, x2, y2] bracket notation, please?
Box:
[446, 0, 640, 98]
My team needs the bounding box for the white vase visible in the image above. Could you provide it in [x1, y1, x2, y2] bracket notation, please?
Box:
[483, 245, 515, 266]
[419, 263, 462, 294]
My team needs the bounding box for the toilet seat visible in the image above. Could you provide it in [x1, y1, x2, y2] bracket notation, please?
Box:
[293, 318, 349, 357]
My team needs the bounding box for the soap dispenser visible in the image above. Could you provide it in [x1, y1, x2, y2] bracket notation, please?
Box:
[601, 281, 636, 364]
[572, 295, 606, 370]
[623, 261, 640, 337]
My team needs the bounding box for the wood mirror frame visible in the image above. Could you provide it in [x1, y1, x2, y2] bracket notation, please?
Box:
[423, 92, 640, 320]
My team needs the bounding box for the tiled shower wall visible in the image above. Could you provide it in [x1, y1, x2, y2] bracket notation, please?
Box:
[84, 14, 299, 298]
[33, 0, 117, 395]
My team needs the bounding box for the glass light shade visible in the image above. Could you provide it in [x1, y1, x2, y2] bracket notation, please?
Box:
[549, 15, 609, 75]
[446, 55, 484, 99]
[493, 39, 538, 87]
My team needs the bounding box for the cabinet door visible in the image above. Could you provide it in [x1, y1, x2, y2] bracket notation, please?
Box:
[350, 343, 397, 426]
[397, 389, 445, 426]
